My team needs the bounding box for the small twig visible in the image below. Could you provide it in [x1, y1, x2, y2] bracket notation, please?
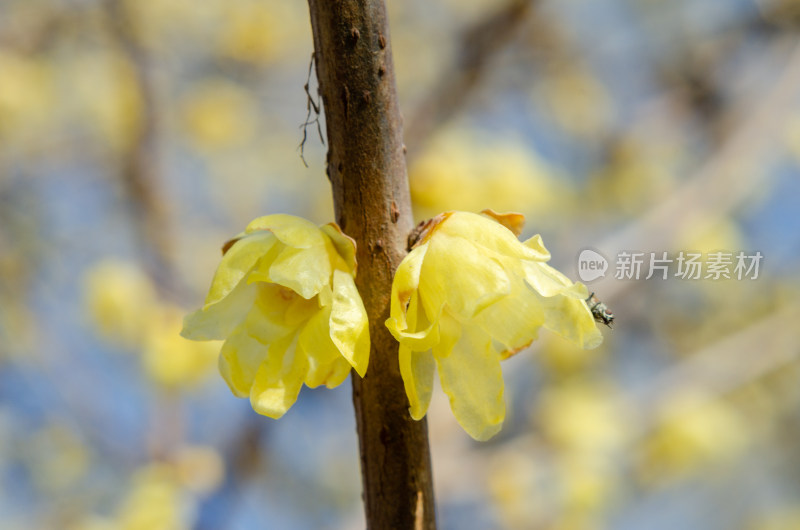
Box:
[404, 0, 533, 157]
[298, 52, 325, 168]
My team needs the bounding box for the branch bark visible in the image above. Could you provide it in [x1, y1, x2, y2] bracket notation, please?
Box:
[306, 1, 436, 529]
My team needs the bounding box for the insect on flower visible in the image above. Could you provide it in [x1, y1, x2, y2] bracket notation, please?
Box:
[586, 292, 614, 328]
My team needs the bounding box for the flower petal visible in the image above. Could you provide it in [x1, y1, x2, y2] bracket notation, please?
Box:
[399, 345, 435, 420]
[420, 233, 510, 319]
[434, 314, 505, 441]
[219, 325, 266, 397]
[320, 223, 357, 274]
[521, 234, 551, 260]
[523, 261, 583, 297]
[386, 244, 428, 334]
[473, 278, 545, 354]
[324, 358, 353, 388]
[244, 285, 297, 344]
[249, 332, 308, 419]
[268, 245, 331, 299]
[299, 305, 346, 388]
[204, 232, 276, 307]
[182, 281, 257, 340]
[438, 211, 548, 262]
[329, 270, 370, 377]
[245, 214, 325, 248]
[386, 244, 440, 348]
[480, 209, 525, 236]
[540, 293, 604, 349]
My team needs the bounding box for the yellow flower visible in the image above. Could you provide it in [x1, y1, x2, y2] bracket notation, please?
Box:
[386, 211, 602, 440]
[182, 214, 369, 418]
[141, 305, 219, 388]
[84, 260, 157, 349]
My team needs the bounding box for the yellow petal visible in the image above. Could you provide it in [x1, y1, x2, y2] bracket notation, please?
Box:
[299, 305, 345, 388]
[391, 244, 428, 326]
[540, 292, 604, 349]
[243, 285, 296, 344]
[250, 332, 308, 419]
[522, 261, 575, 297]
[480, 209, 525, 236]
[320, 223, 357, 274]
[245, 214, 325, 248]
[268, 245, 331, 299]
[438, 211, 548, 262]
[204, 232, 276, 307]
[218, 325, 266, 397]
[420, 232, 510, 319]
[181, 281, 256, 340]
[329, 270, 370, 377]
[398, 345, 435, 420]
[434, 315, 505, 441]
[324, 358, 353, 388]
[521, 233, 551, 260]
[472, 278, 545, 353]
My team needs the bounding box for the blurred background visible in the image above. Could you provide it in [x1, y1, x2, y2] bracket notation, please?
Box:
[1, 0, 800, 528]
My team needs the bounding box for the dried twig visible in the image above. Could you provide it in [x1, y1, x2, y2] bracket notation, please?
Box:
[298, 52, 325, 168]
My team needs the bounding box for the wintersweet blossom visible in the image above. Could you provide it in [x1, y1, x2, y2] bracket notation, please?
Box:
[386, 210, 603, 440]
[182, 214, 369, 418]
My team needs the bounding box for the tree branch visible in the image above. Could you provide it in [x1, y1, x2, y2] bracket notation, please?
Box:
[306, 1, 436, 528]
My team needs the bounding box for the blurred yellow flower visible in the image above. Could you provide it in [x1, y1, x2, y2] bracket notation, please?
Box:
[182, 214, 369, 418]
[217, 1, 283, 64]
[71, 459, 205, 530]
[409, 131, 572, 222]
[0, 50, 54, 141]
[386, 211, 602, 440]
[180, 78, 258, 150]
[84, 260, 157, 349]
[142, 305, 219, 388]
[638, 392, 748, 484]
[116, 464, 190, 530]
[537, 379, 630, 456]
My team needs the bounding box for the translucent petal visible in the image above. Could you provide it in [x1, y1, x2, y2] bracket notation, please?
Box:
[299, 305, 343, 388]
[244, 285, 297, 344]
[320, 223, 357, 274]
[181, 281, 257, 340]
[473, 277, 545, 353]
[245, 214, 325, 248]
[323, 236, 351, 274]
[521, 234, 551, 260]
[437, 212, 548, 262]
[329, 270, 370, 377]
[399, 345, 435, 420]
[420, 233, 510, 319]
[539, 292, 604, 349]
[523, 261, 582, 297]
[386, 243, 428, 334]
[268, 245, 331, 299]
[204, 232, 276, 307]
[324, 358, 353, 388]
[241, 239, 284, 284]
[394, 290, 440, 351]
[480, 209, 525, 236]
[317, 284, 333, 308]
[250, 332, 308, 419]
[435, 317, 505, 441]
[218, 325, 266, 397]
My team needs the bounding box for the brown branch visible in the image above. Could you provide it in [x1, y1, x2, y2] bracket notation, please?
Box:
[404, 0, 533, 157]
[306, 1, 436, 528]
[103, 0, 174, 292]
